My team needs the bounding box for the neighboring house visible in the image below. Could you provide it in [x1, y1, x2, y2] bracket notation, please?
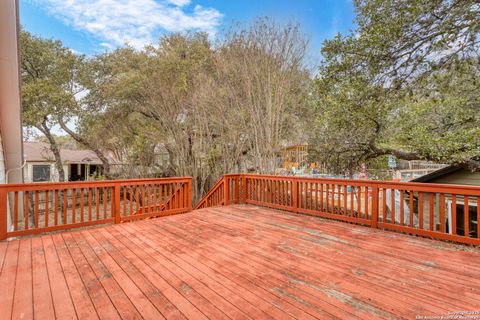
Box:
[411, 164, 480, 186]
[411, 164, 480, 238]
[23, 142, 104, 182]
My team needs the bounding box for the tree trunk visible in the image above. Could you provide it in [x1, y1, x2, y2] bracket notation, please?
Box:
[58, 117, 112, 179]
[38, 120, 66, 223]
[39, 121, 65, 181]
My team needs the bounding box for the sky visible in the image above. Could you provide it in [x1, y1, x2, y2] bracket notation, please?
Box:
[20, 0, 356, 67]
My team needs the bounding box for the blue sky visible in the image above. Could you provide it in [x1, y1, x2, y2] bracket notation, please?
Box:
[20, 0, 356, 66]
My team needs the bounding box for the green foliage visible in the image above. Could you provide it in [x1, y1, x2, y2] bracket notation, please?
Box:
[311, 0, 480, 173]
[21, 31, 81, 129]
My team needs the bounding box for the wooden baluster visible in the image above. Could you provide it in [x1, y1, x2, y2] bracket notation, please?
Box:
[326, 184, 330, 214]
[371, 186, 379, 228]
[0, 189, 7, 240]
[34, 191, 39, 229]
[349, 186, 354, 217]
[14, 191, 18, 231]
[135, 185, 139, 213]
[147, 184, 151, 213]
[451, 194, 457, 235]
[45, 190, 49, 228]
[399, 190, 404, 226]
[80, 188, 84, 223]
[464, 195, 469, 237]
[242, 176, 247, 204]
[24, 191, 29, 230]
[390, 188, 395, 224]
[382, 188, 386, 222]
[429, 193, 434, 231]
[364, 186, 369, 219]
[123, 186, 127, 216]
[439, 193, 445, 233]
[54, 190, 59, 226]
[96, 187, 100, 219]
[63, 189, 68, 225]
[129, 185, 133, 215]
[152, 184, 157, 212]
[409, 191, 414, 228]
[88, 188, 92, 221]
[356, 186, 361, 218]
[308, 182, 313, 210]
[110, 187, 115, 218]
[419, 192, 424, 229]
[320, 184, 324, 212]
[72, 189, 76, 224]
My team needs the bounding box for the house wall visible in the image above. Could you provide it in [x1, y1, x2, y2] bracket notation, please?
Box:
[426, 169, 480, 186]
[24, 162, 69, 183]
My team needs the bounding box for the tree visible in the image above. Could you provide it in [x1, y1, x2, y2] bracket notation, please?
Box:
[218, 18, 310, 173]
[311, 0, 480, 173]
[73, 20, 310, 201]
[21, 30, 81, 181]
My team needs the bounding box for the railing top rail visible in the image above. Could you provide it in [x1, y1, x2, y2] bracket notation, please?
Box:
[0, 176, 192, 191]
[241, 173, 480, 193]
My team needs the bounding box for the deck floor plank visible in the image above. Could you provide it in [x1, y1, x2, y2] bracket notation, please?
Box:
[65, 232, 142, 319]
[42, 235, 78, 319]
[119, 222, 280, 320]
[145, 212, 394, 319]
[89, 228, 187, 320]
[12, 239, 33, 320]
[56, 232, 119, 320]
[124, 217, 341, 319]
[79, 230, 165, 320]
[31, 237, 55, 320]
[108, 224, 230, 320]
[234, 207, 480, 298]
[99, 226, 208, 320]
[204, 208, 473, 311]
[1, 204, 480, 320]
[51, 234, 101, 320]
[0, 241, 19, 320]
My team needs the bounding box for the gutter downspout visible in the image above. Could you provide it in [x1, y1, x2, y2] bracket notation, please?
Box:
[0, 0, 24, 232]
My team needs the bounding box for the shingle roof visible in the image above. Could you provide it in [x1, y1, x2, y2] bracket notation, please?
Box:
[24, 141, 103, 164]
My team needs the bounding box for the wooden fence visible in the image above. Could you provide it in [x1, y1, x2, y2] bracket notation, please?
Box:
[195, 174, 480, 245]
[0, 177, 192, 240]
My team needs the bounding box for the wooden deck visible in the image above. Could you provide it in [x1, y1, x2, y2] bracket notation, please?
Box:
[1, 205, 479, 319]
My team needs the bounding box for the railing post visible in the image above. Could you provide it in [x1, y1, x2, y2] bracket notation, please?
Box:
[234, 175, 240, 204]
[114, 183, 121, 224]
[0, 189, 7, 240]
[187, 178, 192, 211]
[223, 176, 229, 206]
[242, 175, 248, 204]
[371, 184, 379, 228]
[293, 178, 299, 213]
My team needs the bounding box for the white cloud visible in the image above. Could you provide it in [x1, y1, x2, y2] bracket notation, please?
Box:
[33, 0, 223, 49]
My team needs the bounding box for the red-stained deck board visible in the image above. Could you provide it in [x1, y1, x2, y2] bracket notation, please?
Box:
[31, 237, 55, 320]
[1, 204, 480, 320]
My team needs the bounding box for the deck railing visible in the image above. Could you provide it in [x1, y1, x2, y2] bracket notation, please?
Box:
[0, 177, 192, 240]
[195, 174, 480, 245]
